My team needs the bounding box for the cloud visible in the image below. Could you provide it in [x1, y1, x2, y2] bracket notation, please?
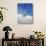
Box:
[17, 14, 33, 24]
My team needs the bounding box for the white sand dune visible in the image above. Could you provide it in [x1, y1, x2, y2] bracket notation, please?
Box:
[17, 14, 33, 24]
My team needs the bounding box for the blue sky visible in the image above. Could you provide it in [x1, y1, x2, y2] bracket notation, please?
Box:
[18, 3, 33, 16]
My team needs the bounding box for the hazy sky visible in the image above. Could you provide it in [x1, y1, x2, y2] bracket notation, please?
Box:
[18, 3, 33, 16]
